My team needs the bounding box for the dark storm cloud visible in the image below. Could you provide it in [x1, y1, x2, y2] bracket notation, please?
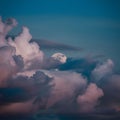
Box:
[1, 17, 120, 120]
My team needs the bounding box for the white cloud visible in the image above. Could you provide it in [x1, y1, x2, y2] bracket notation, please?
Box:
[8, 27, 44, 69]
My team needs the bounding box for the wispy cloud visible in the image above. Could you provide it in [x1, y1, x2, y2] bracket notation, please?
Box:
[6, 35, 82, 51]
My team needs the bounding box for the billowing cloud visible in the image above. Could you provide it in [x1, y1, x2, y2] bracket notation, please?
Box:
[0, 17, 22, 87]
[0, 70, 53, 116]
[77, 83, 104, 113]
[92, 59, 114, 82]
[7, 27, 68, 71]
[8, 26, 44, 69]
[43, 71, 87, 110]
[0, 17, 120, 120]
[16, 70, 87, 112]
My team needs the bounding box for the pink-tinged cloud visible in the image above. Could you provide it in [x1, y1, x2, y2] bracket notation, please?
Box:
[43, 71, 87, 109]
[8, 26, 44, 69]
[0, 17, 120, 118]
[77, 83, 104, 113]
[0, 98, 39, 115]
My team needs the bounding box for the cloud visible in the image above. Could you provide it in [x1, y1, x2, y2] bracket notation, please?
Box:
[91, 59, 114, 82]
[0, 46, 17, 87]
[0, 69, 88, 115]
[13, 55, 24, 71]
[98, 74, 120, 112]
[8, 27, 44, 70]
[0, 17, 23, 87]
[7, 28, 67, 71]
[6, 35, 82, 51]
[43, 70, 87, 110]
[0, 98, 38, 115]
[31, 38, 82, 51]
[0, 17, 17, 46]
[0, 16, 120, 119]
[59, 57, 97, 79]
[0, 70, 53, 115]
[16, 69, 87, 112]
[77, 83, 104, 113]
[25, 53, 67, 71]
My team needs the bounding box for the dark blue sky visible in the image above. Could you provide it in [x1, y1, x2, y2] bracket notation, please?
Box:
[0, 0, 120, 19]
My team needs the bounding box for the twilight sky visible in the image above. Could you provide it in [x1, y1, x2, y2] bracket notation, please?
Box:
[1, 0, 120, 69]
[0, 0, 120, 120]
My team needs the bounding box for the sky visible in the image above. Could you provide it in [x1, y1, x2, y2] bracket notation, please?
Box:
[0, 0, 120, 120]
[0, 0, 120, 69]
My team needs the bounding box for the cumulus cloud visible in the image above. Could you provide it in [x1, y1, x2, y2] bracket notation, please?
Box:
[16, 70, 87, 112]
[43, 71, 87, 110]
[0, 17, 23, 87]
[0, 16, 120, 119]
[0, 70, 53, 116]
[92, 59, 114, 82]
[7, 27, 67, 71]
[8, 27, 44, 69]
[77, 83, 104, 113]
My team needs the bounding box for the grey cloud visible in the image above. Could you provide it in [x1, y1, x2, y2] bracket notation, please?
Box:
[31, 38, 82, 51]
[13, 55, 24, 71]
[15, 69, 88, 113]
[0, 71, 53, 115]
[0, 46, 17, 87]
[98, 74, 120, 112]
[91, 59, 114, 82]
[0, 17, 17, 46]
[58, 57, 97, 79]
